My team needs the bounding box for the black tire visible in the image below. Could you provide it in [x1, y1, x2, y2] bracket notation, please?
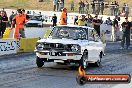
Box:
[36, 57, 44, 67]
[80, 50, 88, 69]
[94, 52, 102, 67]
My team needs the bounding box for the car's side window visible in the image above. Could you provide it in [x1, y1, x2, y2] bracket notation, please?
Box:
[89, 29, 99, 41]
[89, 29, 95, 41]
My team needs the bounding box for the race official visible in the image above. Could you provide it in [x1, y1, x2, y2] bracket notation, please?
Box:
[12, 10, 27, 38]
[59, 8, 67, 25]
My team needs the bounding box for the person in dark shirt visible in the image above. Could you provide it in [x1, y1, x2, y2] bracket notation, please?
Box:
[101, 2, 104, 15]
[113, 15, 119, 41]
[74, 16, 78, 25]
[1, 11, 8, 38]
[121, 17, 132, 49]
[52, 14, 57, 27]
[9, 11, 16, 28]
[91, 1, 95, 14]
[92, 15, 102, 36]
[22, 9, 30, 20]
[104, 17, 112, 25]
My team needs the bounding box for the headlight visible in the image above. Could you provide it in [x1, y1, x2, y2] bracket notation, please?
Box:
[71, 45, 81, 52]
[36, 43, 44, 50]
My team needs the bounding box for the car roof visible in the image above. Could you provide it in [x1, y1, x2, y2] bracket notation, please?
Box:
[56, 25, 94, 30]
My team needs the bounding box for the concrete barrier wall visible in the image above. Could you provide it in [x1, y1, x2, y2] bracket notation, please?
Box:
[19, 38, 39, 52]
[0, 39, 17, 56]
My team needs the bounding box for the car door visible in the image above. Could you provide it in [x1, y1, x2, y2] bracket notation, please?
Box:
[88, 28, 103, 61]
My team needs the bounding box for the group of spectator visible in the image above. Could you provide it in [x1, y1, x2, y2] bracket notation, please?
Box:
[120, 3, 129, 17]
[0, 8, 30, 39]
[74, 14, 102, 36]
[110, 1, 130, 17]
[52, 0, 131, 17]
[109, 1, 119, 16]
[70, 0, 105, 15]
[73, 13, 131, 49]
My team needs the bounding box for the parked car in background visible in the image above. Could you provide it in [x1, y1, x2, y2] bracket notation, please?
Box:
[34, 25, 106, 69]
[25, 15, 44, 27]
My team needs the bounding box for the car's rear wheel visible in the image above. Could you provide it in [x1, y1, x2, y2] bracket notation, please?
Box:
[80, 50, 88, 69]
[36, 57, 44, 67]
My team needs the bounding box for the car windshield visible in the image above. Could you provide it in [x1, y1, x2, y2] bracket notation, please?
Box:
[49, 27, 88, 40]
[31, 16, 42, 21]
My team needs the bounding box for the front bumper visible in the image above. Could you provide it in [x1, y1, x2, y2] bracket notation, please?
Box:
[35, 50, 82, 61]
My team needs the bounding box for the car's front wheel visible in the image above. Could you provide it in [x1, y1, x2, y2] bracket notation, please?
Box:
[36, 57, 44, 67]
[94, 52, 102, 67]
[80, 50, 88, 69]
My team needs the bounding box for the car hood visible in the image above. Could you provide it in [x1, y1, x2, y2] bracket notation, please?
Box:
[26, 20, 42, 24]
[37, 38, 89, 46]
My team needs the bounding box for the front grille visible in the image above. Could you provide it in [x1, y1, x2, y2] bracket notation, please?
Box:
[43, 43, 72, 51]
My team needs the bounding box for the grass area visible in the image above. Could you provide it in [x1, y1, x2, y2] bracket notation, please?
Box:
[0, 0, 131, 15]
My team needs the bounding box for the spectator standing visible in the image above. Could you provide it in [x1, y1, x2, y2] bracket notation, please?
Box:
[101, 1, 104, 15]
[122, 3, 126, 13]
[74, 16, 78, 25]
[52, 14, 57, 27]
[0, 11, 2, 38]
[61, 0, 64, 8]
[96, 1, 100, 15]
[12, 10, 27, 38]
[70, 0, 74, 11]
[113, 15, 119, 41]
[1, 11, 8, 38]
[91, 1, 95, 14]
[113, 1, 118, 16]
[78, 0, 82, 13]
[58, 0, 63, 11]
[85, 1, 89, 14]
[92, 15, 102, 36]
[125, 4, 129, 17]
[75, 15, 87, 26]
[53, 0, 58, 11]
[22, 9, 30, 20]
[57, 0, 59, 11]
[9, 11, 16, 28]
[87, 14, 93, 23]
[81, 1, 85, 14]
[121, 17, 132, 49]
[110, 2, 114, 16]
[115, 2, 119, 16]
[104, 17, 112, 25]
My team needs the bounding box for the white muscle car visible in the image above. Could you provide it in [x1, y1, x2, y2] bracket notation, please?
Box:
[35, 25, 106, 69]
